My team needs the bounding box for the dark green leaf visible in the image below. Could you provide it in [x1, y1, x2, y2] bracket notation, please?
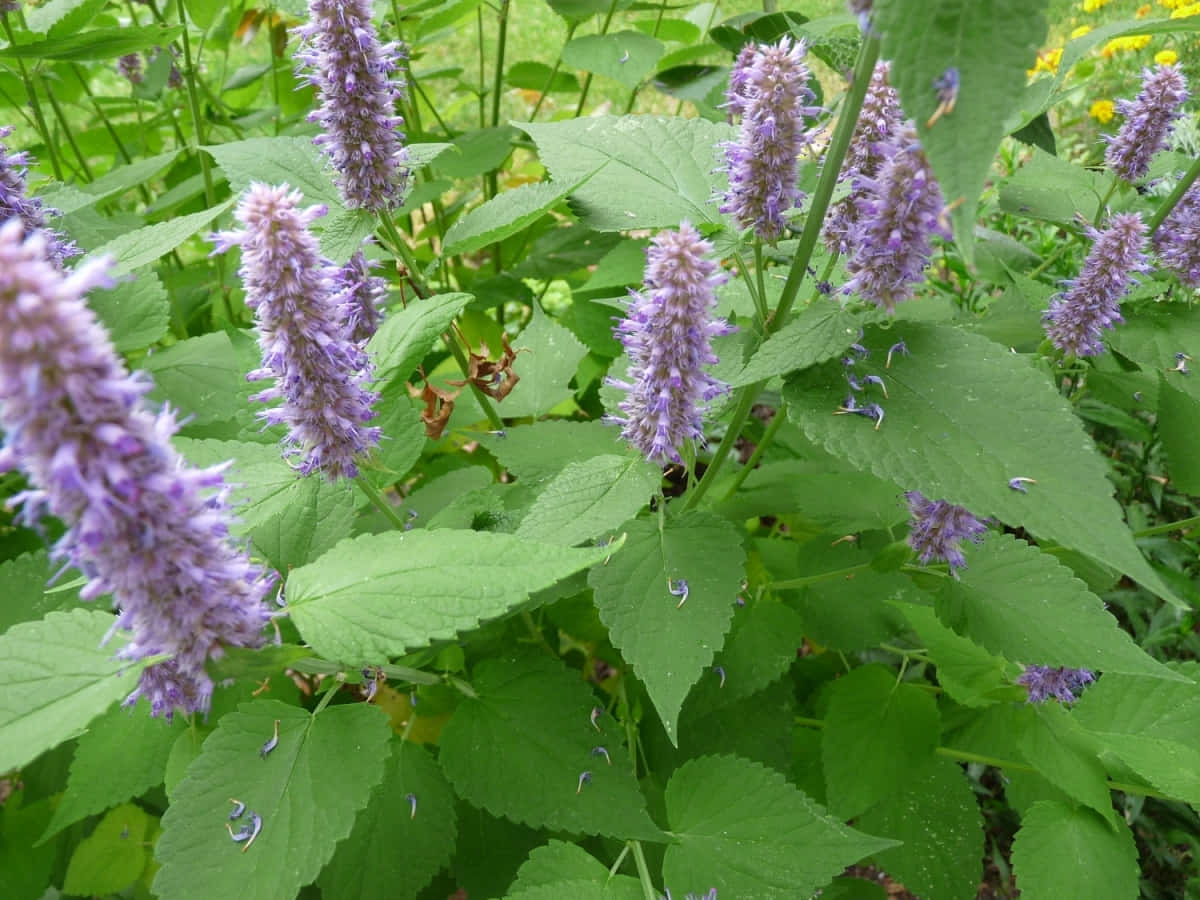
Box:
[1010, 801, 1138, 900]
[88, 269, 170, 352]
[370, 292, 473, 393]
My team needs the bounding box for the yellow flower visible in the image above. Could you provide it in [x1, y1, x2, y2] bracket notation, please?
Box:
[1070, 25, 1092, 39]
[1090, 99, 1116, 123]
[1171, 1, 1200, 16]
[1027, 47, 1063, 77]
[1159, 0, 1187, 8]
[1101, 35, 1151, 57]
[1082, 0, 1112, 10]
[1155, 49, 1179, 65]
[1136, 3, 1152, 15]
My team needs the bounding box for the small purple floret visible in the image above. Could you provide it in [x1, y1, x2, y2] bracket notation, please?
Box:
[1017, 665, 1095, 703]
[1, 126, 80, 266]
[1105, 64, 1189, 183]
[905, 491, 987, 576]
[1154, 180, 1200, 288]
[118, 53, 144, 84]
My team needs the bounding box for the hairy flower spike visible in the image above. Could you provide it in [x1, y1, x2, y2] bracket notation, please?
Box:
[905, 491, 987, 576]
[1018, 665, 1095, 703]
[334, 247, 388, 342]
[1, 126, 80, 266]
[0, 220, 274, 717]
[608, 223, 732, 463]
[1043, 212, 1149, 357]
[825, 62, 903, 255]
[720, 38, 820, 242]
[724, 44, 757, 121]
[1105, 64, 1189, 182]
[1153, 180, 1200, 287]
[844, 123, 949, 311]
[211, 183, 380, 480]
[295, 0, 409, 211]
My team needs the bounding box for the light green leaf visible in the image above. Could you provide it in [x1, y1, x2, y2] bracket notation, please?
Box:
[365, 398, 426, 489]
[320, 742, 457, 900]
[730, 301, 880, 387]
[476, 420, 635, 485]
[143, 331, 253, 428]
[0, 609, 148, 773]
[509, 841, 643, 897]
[0, 25, 183, 60]
[588, 511, 746, 742]
[545, 0, 613, 21]
[0, 551, 85, 635]
[1092, 733, 1200, 806]
[998, 149, 1108, 225]
[523, 116, 734, 231]
[154, 701, 391, 900]
[438, 655, 661, 839]
[562, 31, 665, 89]
[25, 0, 103, 34]
[874, 0, 1049, 259]
[63, 803, 153, 896]
[899, 604, 1009, 708]
[444, 175, 596, 256]
[87, 199, 235, 275]
[1019, 705, 1117, 825]
[506, 60, 581, 93]
[286, 530, 615, 664]
[664, 754, 898, 899]
[318, 209, 377, 264]
[783, 322, 1178, 604]
[1072, 662, 1200, 744]
[857, 759, 984, 900]
[516, 454, 659, 546]
[88, 268, 170, 352]
[821, 664, 940, 819]
[370, 292, 473, 393]
[84, 150, 181, 204]
[205, 137, 343, 209]
[504, 306, 589, 418]
[936, 534, 1181, 680]
[1011, 801, 1138, 900]
[506, 880, 642, 900]
[1158, 377, 1200, 495]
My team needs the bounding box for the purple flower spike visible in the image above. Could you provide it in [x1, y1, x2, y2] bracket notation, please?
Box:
[1154, 180, 1200, 288]
[724, 44, 758, 122]
[1043, 212, 1148, 358]
[1017, 665, 1095, 704]
[1, 126, 80, 266]
[295, 0, 409, 211]
[905, 491, 987, 576]
[1105, 64, 1189, 183]
[0, 220, 274, 718]
[333, 247, 388, 343]
[825, 62, 903, 256]
[118, 53, 144, 84]
[211, 184, 381, 480]
[608, 223, 732, 464]
[844, 123, 949, 311]
[720, 37, 820, 242]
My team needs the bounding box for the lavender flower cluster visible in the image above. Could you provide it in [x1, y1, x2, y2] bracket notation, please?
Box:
[1155, 181, 1200, 288]
[1017, 665, 1095, 704]
[1105, 63, 1189, 183]
[1, 126, 80, 266]
[0, 221, 274, 717]
[608, 223, 733, 464]
[336, 248, 388, 344]
[211, 183, 381, 481]
[295, 0, 409, 211]
[720, 37, 820, 242]
[905, 491, 988, 576]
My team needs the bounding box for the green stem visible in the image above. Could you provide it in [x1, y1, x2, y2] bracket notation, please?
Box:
[574, 0, 620, 117]
[769, 563, 871, 590]
[1092, 178, 1119, 227]
[630, 842, 658, 900]
[719, 400, 786, 501]
[1, 17, 63, 180]
[489, 0, 511, 131]
[679, 381, 759, 512]
[357, 477, 407, 530]
[731, 249, 768, 324]
[1148, 154, 1200, 234]
[476, 7, 487, 129]
[529, 22, 576, 121]
[43, 81, 92, 180]
[754, 239, 768, 315]
[1028, 240, 1072, 279]
[1133, 514, 1200, 538]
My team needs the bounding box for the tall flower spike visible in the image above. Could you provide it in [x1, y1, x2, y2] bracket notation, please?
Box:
[0, 126, 80, 266]
[1018, 666, 1095, 704]
[844, 123, 949, 311]
[0, 220, 274, 717]
[211, 183, 381, 480]
[720, 37, 820, 242]
[295, 0, 409, 211]
[608, 223, 733, 463]
[1154, 180, 1200, 287]
[1105, 63, 1189, 182]
[1043, 211, 1149, 357]
[724, 44, 757, 122]
[333, 247, 388, 343]
[824, 61, 903, 256]
[905, 491, 987, 576]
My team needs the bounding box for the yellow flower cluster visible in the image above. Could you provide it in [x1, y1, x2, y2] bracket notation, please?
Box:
[1155, 49, 1179, 64]
[1101, 35, 1151, 57]
[1089, 99, 1116, 123]
[1028, 47, 1063, 76]
[1171, 2, 1200, 16]
[1082, 0, 1112, 10]
[1159, 0, 1190, 8]
[1070, 24, 1092, 38]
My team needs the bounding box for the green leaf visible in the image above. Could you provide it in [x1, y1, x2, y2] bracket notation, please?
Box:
[476, 420, 636, 485]
[504, 306, 589, 418]
[83, 150, 181, 204]
[438, 655, 661, 839]
[673, 679, 796, 774]
[663, 754, 898, 898]
[1010, 801, 1138, 900]
[783, 322, 1177, 604]
[506, 60, 580, 92]
[506, 881, 642, 900]
[88, 269, 170, 352]
[204, 137, 342, 208]
[318, 209, 378, 264]
[509, 841, 642, 897]
[42, 698, 184, 839]
[1072, 663, 1200, 744]
[562, 31, 665, 89]
[515, 454, 659, 546]
[0, 25, 182, 61]
[433, 126, 519, 180]
[873, 0, 1049, 259]
[1091, 733, 1200, 806]
[153, 701, 391, 900]
[544, 0, 613, 21]
[286, 530, 615, 664]
[1018, 705, 1117, 825]
[857, 759, 984, 900]
[87, 199, 235, 275]
[444, 176, 594, 256]
[320, 742, 457, 900]
[0, 609, 148, 773]
[898, 604, 1009, 708]
[370, 292, 473, 393]
[821, 664, 940, 819]
[1, 795, 58, 900]
[62, 803, 153, 896]
[25, 0, 102, 34]
[365, 398, 426, 488]
[692, 600, 804, 706]
[1157, 377, 1200, 495]
[936, 534, 1180, 680]
[588, 511, 746, 742]
[998, 148, 1107, 225]
[143, 331, 251, 428]
[523, 116, 734, 231]
[0, 551, 84, 635]
[731, 302, 879, 387]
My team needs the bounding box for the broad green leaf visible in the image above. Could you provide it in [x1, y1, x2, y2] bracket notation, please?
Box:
[562, 32, 665, 89]
[204, 137, 342, 209]
[433, 126, 519, 180]
[365, 399, 426, 489]
[318, 209, 377, 264]
[0, 609, 148, 773]
[509, 841, 642, 897]
[154, 701, 390, 900]
[686, 600, 804, 707]
[783, 322, 1177, 604]
[1091, 733, 1200, 806]
[476, 420, 634, 485]
[88, 268, 170, 352]
[936, 534, 1181, 680]
[505, 60, 581, 93]
[0, 25, 182, 61]
[1010, 801, 1138, 900]
[1158, 377, 1200, 495]
[857, 759, 984, 900]
[523, 116, 734, 231]
[87, 199, 235, 275]
[320, 742, 457, 900]
[545, 0, 616, 22]
[370, 292, 473, 393]
[998, 149, 1108, 225]
[1019, 705, 1116, 825]
[663, 754, 897, 898]
[672, 679, 796, 774]
[286, 530, 615, 664]
[730, 301, 880, 387]
[42, 698, 184, 839]
[144, 331, 253, 428]
[438, 655, 661, 839]
[63, 803, 153, 896]
[791, 567, 912, 653]
[516, 454, 659, 546]
[1072, 663, 1200, 744]
[1, 795, 58, 900]
[25, 0, 103, 34]
[874, 0, 1048, 259]
[899, 604, 1009, 708]
[588, 511, 746, 742]
[0, 551, 85, 635]
[504, 306, 589, 418]
[821, 664, 940, 819]
[444, 176, 596, 255]
[506, 881, 642, 900]
[84, 150, 181, 204]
